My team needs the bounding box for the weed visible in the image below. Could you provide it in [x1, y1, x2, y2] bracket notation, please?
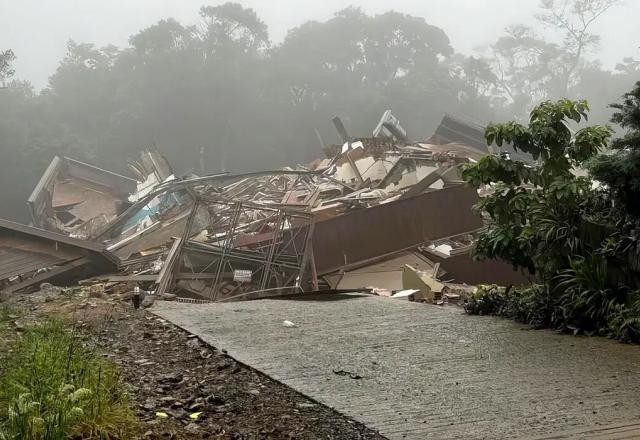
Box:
[0, 320, 139, 439]
[0, 304, 19, 324]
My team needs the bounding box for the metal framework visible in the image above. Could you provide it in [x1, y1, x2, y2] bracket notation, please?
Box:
[166, 197, 314, 301]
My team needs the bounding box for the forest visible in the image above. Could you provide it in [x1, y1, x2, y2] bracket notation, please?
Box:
[0, 0, 638, 222]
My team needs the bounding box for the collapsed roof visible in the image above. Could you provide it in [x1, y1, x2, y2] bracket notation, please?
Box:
[3, 111, 529, 299]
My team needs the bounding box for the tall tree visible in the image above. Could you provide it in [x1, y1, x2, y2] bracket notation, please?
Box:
[0, 49, 16, 86]
[536, 0, 620, 94]
[271, 7, 482, 147]
[199, 2, 269, 57]
[488, 0, 620, 117]
[589, 81, 640, 216]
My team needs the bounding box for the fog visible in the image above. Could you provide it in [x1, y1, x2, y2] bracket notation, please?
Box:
[0, 0, 639, 220]
[2, 0, 638, 89]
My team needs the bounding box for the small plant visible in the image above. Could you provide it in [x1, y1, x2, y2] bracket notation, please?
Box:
[0, 320, 138, 439]
[0, 304, 18, 324]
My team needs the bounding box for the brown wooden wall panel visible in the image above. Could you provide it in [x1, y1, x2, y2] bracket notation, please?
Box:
[0, 247, 68, 280]
[0, 219, 115, 289]
[312, 185, 483, 274]
[432, 252, 532, 286]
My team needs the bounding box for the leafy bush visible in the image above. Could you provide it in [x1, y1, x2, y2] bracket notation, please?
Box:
[0, 320, 138, 439]
[462, 93, 640, 343]
[465, 283, 640, 341]
[464, 284, 550, 329]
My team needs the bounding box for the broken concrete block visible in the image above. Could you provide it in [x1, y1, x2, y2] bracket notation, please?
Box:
[401, 264, 444, 302]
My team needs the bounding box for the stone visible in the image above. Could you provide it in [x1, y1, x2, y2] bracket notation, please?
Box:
[88, 284, 106, 298]
[184, 422, 199, 433]
[160, 293, 177, 301]
[206, 394, 225, 405]
[158, 372, 183, 384]
[186, 338, 201, 349]
[142, 294, 155, 308]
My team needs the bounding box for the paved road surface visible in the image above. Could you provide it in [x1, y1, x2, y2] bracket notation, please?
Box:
[153, 294, 640, 439]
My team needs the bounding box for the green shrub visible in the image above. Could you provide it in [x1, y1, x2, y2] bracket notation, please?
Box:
[461, 94, 640, 344]
[464, 284, 551, 328]
[0, 320, 138, 439]
[465, 283, 640, 342]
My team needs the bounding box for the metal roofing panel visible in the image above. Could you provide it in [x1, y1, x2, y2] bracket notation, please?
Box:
[0, 246, 70, 280]
[0, 218, 105, 252]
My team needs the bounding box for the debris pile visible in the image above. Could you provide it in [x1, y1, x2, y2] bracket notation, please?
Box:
[1, 112, 529, 302]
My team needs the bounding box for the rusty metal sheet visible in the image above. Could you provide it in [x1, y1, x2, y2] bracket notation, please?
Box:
[312, 185, 483, 274]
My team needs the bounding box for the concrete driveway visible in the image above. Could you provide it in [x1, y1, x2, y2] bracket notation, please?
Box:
[153, 294, 640, 439]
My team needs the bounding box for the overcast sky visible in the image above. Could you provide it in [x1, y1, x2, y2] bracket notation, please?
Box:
[1, 0, 638, 89]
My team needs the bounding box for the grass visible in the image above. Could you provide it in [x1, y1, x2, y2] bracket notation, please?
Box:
[0, 304, 18, 324]
[0, 320, 139, 439]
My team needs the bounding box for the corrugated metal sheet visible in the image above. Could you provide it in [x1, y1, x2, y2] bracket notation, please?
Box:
[433, 114, 489, 152]
[0, 219, 115, 290]
[432, 114, 533, 162]
[0, 219, 105, 252]
[0, 246, 68, 280]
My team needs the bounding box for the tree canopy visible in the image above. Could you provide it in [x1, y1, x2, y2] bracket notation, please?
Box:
[0, 2, 638, 222]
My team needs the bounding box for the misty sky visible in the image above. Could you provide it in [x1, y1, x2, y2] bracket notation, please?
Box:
[2, 0, 638, 89]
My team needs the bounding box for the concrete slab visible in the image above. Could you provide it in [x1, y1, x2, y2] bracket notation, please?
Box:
[153, 294, 640, 440]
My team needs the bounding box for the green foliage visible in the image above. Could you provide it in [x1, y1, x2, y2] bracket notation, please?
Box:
[488, 1, 622, 116]
[0, 320, 138, 439]
[464, 96, 640, 343]
[462, 99, 612, 279]
[0, 2, 634, 222]
[589, 81, 640, 216]
[464, 285, 551, 329]
[0, 304, 19, 324]
[465, 284, 640, 342]
[0, 5, 504, 221]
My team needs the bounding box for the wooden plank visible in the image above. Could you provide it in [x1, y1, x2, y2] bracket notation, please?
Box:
[155, 237, 183, 295]
[2, 257, 89, 294]
[85, 274, 159, 283]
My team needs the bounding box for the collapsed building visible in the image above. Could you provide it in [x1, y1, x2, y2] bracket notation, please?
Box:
[1, 112, 530, 302]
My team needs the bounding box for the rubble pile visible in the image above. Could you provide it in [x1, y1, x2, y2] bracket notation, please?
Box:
[0, 112, 529, 302]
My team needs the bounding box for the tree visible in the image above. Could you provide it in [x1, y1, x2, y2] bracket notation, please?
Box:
[537, 0, 620, 93]
[488, 0, 620, 117]
[490, 25, 569, 115]
[462, 97, 640, 340]
[589, 81, 640, 215]
[462, 99, 612, 279]
[270, 7, 484, 149]
[0, 49, 16, 86]
[199, 2, 269, 57]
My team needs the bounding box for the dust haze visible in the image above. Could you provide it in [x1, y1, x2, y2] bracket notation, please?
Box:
[0, 0, 638, 220]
